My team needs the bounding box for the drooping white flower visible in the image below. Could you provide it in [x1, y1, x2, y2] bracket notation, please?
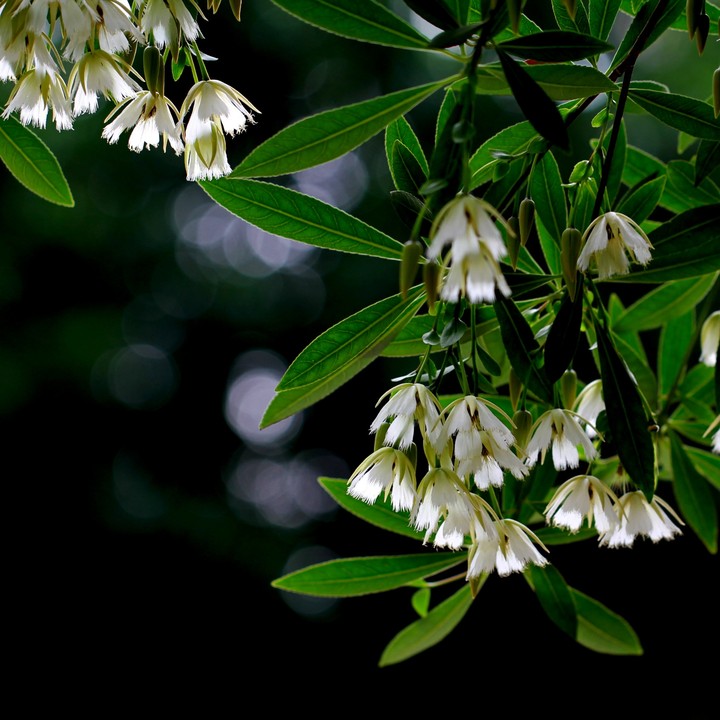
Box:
[705, 415, 720, 455]
[0, 9, 32, 80]
[68, 48, 141, 115]
[574, 379, 605, 438]
[578, 211, 653, 279]
[2, 63, 73, 129]
[426, 194, 512, 304]
[370, 383, 443, 451]
[699, 310, 720, 367]
[347, 447, 416, 512]
[466, 518, 548, 579]
[544, 474, 620, 534]
[102, 89, 184, 153]
[442, 395, 515, 449]
[411, 467, 471, 545]
[526, 408, 598, 470]
[598, 490, 683, 548]
[89, 0, 145, 55]
[140, 0, 201, 49]
[58, 0, 95, 61]
[454, 428, 529, 489]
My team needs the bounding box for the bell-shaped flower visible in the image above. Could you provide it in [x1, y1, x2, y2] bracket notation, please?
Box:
[412, 467, 473, 545]
[574, 379, 605, 438]
[2, 63, 73, 130]
[140, 0, 201, 49]
[91, 0, 145, 55]
[577, 211, 653, 279]
[526, 408, 598, 471]
[598, 490, 683, 548]
[426, 194, 512, 304]
[455, 429, 528, 490]
[699, 310, 720, 367]
[544, 474, 620, 534]
[347, 447, 416, 512]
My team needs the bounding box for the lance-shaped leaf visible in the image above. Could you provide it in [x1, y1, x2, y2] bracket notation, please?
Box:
[695, 140, 720, 187]
[318, 477, 425, 539]
[390, 140, 427, 195]
[0, 116, 74, 207]
[496, 48, 569, 151]
[201, 177, 404, 259]
[686, 446, 720, 491]
[552, 0, 590, 33]
[613, 204, 720, 282]
[594, 316, 656, 499]
[572, 588, 643, 655]
[231, 78, 450, 178]
[662, 160, 720, 214]
[530, 150, 567, 248]
[526, 564, 577, 639]
[495, 293, 553, 402]
[261, 287, 426, 426]
[544, 283, 584, 384]
[269, 0, 430, 49]
[496, 31, 613, 61]
[628, 90, 720, 141]
[379, 583, 475, 666]
[615, 174, 666, 224]
[669, 432, 718, 553]
[403, 0, 462, 30]
[657, 312, 693, 403]
[589, 0, 622, 41]
[385, 116, 429, 178]
[272, 552, 466, 597]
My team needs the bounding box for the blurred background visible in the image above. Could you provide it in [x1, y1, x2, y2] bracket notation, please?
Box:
[3, 1, 718, 710]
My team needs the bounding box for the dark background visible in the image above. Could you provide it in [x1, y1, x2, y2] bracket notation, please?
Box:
[3, 2, 718, 712]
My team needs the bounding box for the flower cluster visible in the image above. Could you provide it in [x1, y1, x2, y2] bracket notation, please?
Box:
[0, 0, 257, 180]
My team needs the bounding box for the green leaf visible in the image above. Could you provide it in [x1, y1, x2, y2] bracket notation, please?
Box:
[615, 174, 666, 224]
[381, 314, 438, 357]
[572, 588, 643, 655]
[589, 0, 622, 41]
[319, 477, 426, 539]
[544, 283, 584, 384]
[662, 160, 720, 214]
[628, 89, 720, 142]
[0, 116, 74, 207]
[670, 432, 718, 553]
[695, 140, 720, 187]
[594, 318, 656, 499]
[613, 332, 657, 406]
[200, 177, 404, 260]
[231, 78, 450, 178]
[614, 274, 718, 332]
[496, 48, 569, 151]
[390, 140, 427, 195]
[411, 587, 431, 617]
[526, 564, 578, 639]
[385, 116, 429, 177]
[269, 0, 431, 48]
[261, 287, 426, 426]
[686, 446, 720, 491]
[552, 0, 590, 33]
[622, 145, 665, 189]
[379, 583, 475, 666]
[534, 525, 598, 545]
[530, 150, 567, 249]
[272, 552, 466, 597]
[657, 312, 693, 403]
[614, 204, 720, 282]
[403, 0, 462, 30]
[496, 31, 613, 62]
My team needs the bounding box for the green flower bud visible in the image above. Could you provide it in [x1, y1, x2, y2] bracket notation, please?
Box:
[696, 12, 710, 54]
[713, 67, 720, 118]
[423, 259, 441, 315]
[143, 45, 165, 96]
[507, 216, 521, 270]
[568, 159, 593, 184]
[512, 409, 533, 454]
[400, 239, 423, 300]
[518, 197, 535, 247]
[561, 369, 578, 410]
[561, 227, 582, 301]
[230, 0, 243, 21]
[374, 421, 390, 451]
[509, 367, 522, 412]
[686, 0, 704, 38]
[505, 0, 523, 35]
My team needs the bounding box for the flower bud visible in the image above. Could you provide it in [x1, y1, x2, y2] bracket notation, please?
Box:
[687, 0, 701, 38]
[509, 367, 523, 412]
[230, 0, 243, 21]
[713, 67, 720, 118]
[507, 216, 521, 270]
[506, 0, 523, 34]
[696, 12, 710, 54]
[400, 239, 423, 300]
[374, 421, 390, 451]
[561, 227, 582, 301]
[143, 45, 165, 96]
[512, 409, 533, 455]
[518, 197, 535, 247]
[561, 369, 578, 410]
[423, 258, 441, 315]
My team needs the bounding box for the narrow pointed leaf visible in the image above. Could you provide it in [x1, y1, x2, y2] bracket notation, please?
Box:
[594, 318, 656, 498]
[527, 564, 577, 639]
[534, 526, 598, 545]
[544, 284, 584, 384]
[201, 177, 404, 259]
[686, 447, 720, 491]
[662, 160, 720, 214]
[272, 552, 466, 597]
[496, 31, 613, 62]
[552, 0, 590, 33]
[571, 588, 643, 655]
[379, 584, 475, 666]
[615, 175, 665, 224]
[385, 116, 429, 177]
[695, 140, 720, 187]
[530, 150, 567, 247]
[669, 432, 718, 553]
[628, 90, 720, 141]
[657, 312, 693, 403]
[390, 140, 427, 194]
[319, 477, 425, 539]
[262, 288, 425, 426]
[403, 0, 461, 30]
[269, 0, 431, 48]
[0, 116, 74, 207]
[589, 0, 622, 41]
[496, 48, 569, 150]
[231, 78, 450, 178]
[613, 333, 657, 406]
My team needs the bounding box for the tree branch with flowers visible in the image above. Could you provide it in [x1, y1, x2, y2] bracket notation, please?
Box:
[1, 0, 719, 666]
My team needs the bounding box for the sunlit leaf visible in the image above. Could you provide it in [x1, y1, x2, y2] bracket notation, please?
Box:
[272, 552, 466, 597]
[385, 116, 429, 178]
[686, 447, 720, 491]
[0, 116, 74, 207]
[615, 175, 666, 224]
[262, 287, 426, 426]
[526, 564, 577, 639]
[379, 583, 475, 666]
[381, 314, 438, 357]
[670, 432, 718, 553]
[572, 588, 643, 655]
[201, 177, 404, 259]
[411, 587, 431, 617]
[232, 78, 451, 178]
[390, 140, 427, 194]
[589, 0, 622, 41]
[496, 31, 613, 61]
[269, 0, 431, 48]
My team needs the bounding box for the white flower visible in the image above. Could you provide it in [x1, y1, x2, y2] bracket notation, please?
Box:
[526, 408, 598, 470]
[68, 49, 141, 115]
[347, 447, 416, 512]
[578, 211, 653, 279]
[442, 395, 515, 449]
[454, 428, 528, 489]
[713, 427, 720, 455]
[699, 310, 720, 367]
[426, 194, 512, 304]
[90, 0, 145, 55]
[58, 1, 95, 61]
[466, 518, 548, 579]
[370, 383, 443, 451]
[574, 379, 605, 438]
[102, 90, 184, 153]
[544, 474, 620, 534]
[0, 10, 31, 80]
[2, 64, 73, 130]
[183, 119, 231, 180]
[598, 490, 683, 548]
[140, 0, 201, 49]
